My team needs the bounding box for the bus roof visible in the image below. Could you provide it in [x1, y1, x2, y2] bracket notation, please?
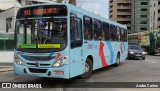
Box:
[18, 3, 127, 29]
[67, 4, 126, 29]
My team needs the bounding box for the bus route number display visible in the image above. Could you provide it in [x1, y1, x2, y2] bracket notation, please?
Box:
[23, 8, 58, 16]
[17, 5, 67, 18]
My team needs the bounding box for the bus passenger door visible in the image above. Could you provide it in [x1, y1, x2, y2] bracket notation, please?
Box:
[69, 13, 84, 78]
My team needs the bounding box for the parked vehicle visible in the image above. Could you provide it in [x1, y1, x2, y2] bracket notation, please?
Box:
[128, 31, 160, 55]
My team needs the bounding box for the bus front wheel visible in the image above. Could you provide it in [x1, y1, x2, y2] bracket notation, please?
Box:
[80, 58, 93, 79]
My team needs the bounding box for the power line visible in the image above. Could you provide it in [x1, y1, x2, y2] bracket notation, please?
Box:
[78, 0, 86, 7]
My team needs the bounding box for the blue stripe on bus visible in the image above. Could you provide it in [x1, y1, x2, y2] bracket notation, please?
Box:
[122, 42, 126, 51]
[49, 52, 54, 59]
[106, 41, 114, 64]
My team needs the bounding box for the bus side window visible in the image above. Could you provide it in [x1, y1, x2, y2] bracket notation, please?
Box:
[117, 27, 120, 42]
[70, 13, 83, 48]
[125, 29, 128, 42]
[83, 16, 92, 40]
[121, 28, 125, 42]
[113, 26, 117, 41]
[93, 19, 102, 40]
[102, 22, 109, 40]
[110, 24, 116, 41]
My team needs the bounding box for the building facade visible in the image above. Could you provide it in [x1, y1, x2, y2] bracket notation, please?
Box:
[150, 0, 159, 31]
[149, 0, 160, 32]
[0, 7, 20, 32]
[17, 0, 57, 6]
[109, 0, 132, 33]
[131, 0, 150, 33]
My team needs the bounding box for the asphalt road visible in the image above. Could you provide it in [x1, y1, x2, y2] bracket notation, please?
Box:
[0, 55, 160, 91]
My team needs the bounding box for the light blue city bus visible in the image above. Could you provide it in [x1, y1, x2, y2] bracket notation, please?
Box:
[14, 3, 128, 79]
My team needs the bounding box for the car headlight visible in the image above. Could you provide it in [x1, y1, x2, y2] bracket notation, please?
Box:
[14, 55, 23, 65]
[129, 51, 134, 54]
[52, 56, 68, 67]
[142, 52, 146, 54]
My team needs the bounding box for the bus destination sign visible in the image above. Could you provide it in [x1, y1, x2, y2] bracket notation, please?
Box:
[17, 5, 67, 18]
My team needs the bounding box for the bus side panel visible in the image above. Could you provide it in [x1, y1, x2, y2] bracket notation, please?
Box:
[120, 42, 128, 61]
[69, 48, 85, 78]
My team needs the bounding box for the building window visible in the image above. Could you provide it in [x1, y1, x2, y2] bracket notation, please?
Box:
[117, 9, 131, 12]
[159, 1, 160, 5]
[158, 9, 160, 13]
[158, 17, 160, 21]
[140, 21, 147, 24]
[141, 2, 148, 5]
[141, 15, 147, 18]
[140, 28, 147, 31]
[110, 15, 113, 18]
[141, 8, 147, 11]
[117, 15, 131, 18]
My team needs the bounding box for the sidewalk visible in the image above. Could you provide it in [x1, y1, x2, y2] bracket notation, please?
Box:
[0, 51, 14, 72]
[0, 51, 14, 63]
[0, 63, 13, 72]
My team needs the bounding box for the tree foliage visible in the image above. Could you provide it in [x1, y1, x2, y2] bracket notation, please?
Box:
[56, 0, 63, 3]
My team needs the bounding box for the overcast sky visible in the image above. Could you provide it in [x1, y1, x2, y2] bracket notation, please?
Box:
[0, 0, 109, 19]
[0, 0, 21, 10]
[76, 0, 109, 19]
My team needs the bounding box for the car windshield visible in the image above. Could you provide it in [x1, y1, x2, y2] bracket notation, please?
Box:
[128, 45, 142, 50]
[15, 18, 67, 53]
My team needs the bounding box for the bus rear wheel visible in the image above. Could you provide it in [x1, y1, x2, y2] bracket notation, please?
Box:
[80, 58, 93, 79]
[114, 54, 120, 67]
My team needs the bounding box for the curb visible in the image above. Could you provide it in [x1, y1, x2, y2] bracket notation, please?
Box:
[0, 67, 13, 72]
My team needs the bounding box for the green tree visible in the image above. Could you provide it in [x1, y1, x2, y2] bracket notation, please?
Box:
[56, 0, 63, 3]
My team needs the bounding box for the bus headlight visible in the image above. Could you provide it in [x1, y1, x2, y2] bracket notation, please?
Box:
[14, 55, 23, 65]
[53, 58, 64, 67]
[52, 56, 68, 67]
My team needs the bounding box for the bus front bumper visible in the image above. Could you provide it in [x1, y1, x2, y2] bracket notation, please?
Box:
[14, 62, 70, 79]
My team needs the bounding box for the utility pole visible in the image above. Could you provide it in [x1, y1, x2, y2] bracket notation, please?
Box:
[69, 0, 76, 6]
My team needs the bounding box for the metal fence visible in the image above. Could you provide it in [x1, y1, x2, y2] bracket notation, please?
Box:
[0, 32, 14, 51]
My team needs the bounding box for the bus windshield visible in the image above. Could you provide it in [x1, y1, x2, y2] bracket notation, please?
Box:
[15, 18, 67, 53]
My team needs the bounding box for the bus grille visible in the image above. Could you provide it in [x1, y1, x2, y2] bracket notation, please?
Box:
[29, 68, 47, 73]
[22, 55, 54, 61]
[27, 63, 50, 66]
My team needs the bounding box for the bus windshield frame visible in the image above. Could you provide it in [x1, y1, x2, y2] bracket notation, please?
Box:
[15, 17, 68, 53]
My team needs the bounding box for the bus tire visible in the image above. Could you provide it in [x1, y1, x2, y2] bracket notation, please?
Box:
[80, 58, 93, 79]
[114, 54, 120, 67]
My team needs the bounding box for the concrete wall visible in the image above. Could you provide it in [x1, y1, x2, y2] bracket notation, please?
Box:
[0, 7, 20, 33]
[0, 51, 14, 63]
